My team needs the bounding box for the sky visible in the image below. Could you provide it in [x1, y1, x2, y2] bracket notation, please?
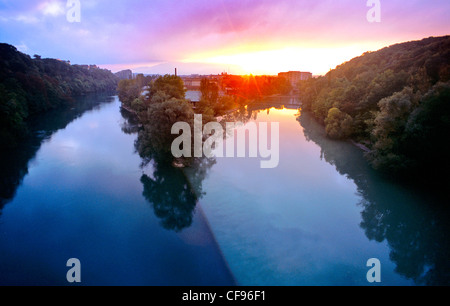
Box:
[0, 0, 449, 76]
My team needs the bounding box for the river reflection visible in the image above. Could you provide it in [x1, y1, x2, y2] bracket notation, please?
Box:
[103, 100, 450, 285]
[120, 106, 217, 232]
[195, 101, 449, 286]
[140, 158, 216, 232]
[0, 96, 235, 285]
[297, 111, 450, 286]
[0, 94, 115, 215]
[2, 94, 448, 285]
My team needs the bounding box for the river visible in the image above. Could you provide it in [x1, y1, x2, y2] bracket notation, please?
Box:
[0, 95, 448, 285]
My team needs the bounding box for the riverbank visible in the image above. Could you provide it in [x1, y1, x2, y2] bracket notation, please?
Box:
[120, 104, 138, 115]
[349, 140, 371, 153]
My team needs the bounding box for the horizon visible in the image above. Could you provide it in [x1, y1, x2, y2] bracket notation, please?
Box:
[1, 0, 450, 288]
[1, 1, 449, 75]
[4, 35, 447, 78]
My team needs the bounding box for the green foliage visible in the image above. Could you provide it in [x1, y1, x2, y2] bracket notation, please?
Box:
[117, 79, 141, 108]
[366, 88, 416, 172]
[222, 74, 293, 101]
[215, 95, 237, 115]
[136, 98, 195, 165]
[297, 36, 450, 177]
[117, 74, 216, 230]
[200, 78, 219, 104]
[324, 107, 353, 139]
[196, 78, 238, 116]
[193, 74, 292, 117]
[400, 82, 450, 175]
[150, 75, 186, 100]
[118, 74, 196, 166]
[0, 43, 119, 148]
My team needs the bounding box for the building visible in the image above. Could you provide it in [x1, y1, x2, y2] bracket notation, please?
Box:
[278, 71, 312, 86]
[115, 69, 133, 80]
[185, 90, 201, 103]
[182, 76, 203, 90]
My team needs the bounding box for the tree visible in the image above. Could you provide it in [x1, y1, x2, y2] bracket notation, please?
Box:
[324, 107, 354, 139]
[136, 98, 195, 166]
[272, 76, 292, 95]
[200, 78, 219, 104]
[150, 74, 185, 100]
[366, 88, 416, 172]
[0, 43, 119, 148]
[117, 79, 141, 108]
[294, 36, 450, 179]
[401, 81, 450, 179]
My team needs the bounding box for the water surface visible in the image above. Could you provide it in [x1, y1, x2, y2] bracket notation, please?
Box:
[0, 95, 448, 286]
[200, 105, 449, 286]
[0, 96, 235, 286]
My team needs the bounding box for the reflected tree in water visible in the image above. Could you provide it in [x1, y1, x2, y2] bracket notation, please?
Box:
[297, 110, 450, 286]
[131, 98, 216, 232]
[133, 96, 285, 232]
[118, 74, 220, 232]
[119, 107, 140, 135]
[0, 95, 114, 216]
[140, 157, 215, 232]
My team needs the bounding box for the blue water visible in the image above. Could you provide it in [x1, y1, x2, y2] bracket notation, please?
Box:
[200, 106, 449, 286]
[0, 96, 234, 286]
[0, 95, 448, 286]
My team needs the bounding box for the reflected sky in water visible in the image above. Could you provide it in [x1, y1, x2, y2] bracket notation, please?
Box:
[199, 107, 449, 286]
[0, 97, 234, 286]
[0, 96, 448, 286]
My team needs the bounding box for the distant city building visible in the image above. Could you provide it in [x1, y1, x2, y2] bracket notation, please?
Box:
[278, 71, 312, 86]
[115, 69, 133, 80]
[181, 73, 227, 91]
[182, 76, 203, 90]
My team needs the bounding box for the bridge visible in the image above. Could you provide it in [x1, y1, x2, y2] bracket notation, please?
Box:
[248, 95, 302, 110]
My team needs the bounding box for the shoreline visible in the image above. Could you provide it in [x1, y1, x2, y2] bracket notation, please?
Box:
[350, 140, 371, 153]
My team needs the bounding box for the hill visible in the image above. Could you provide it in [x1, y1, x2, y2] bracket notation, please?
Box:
[0, 43, 119, 147]
[298, 36, 450, 181]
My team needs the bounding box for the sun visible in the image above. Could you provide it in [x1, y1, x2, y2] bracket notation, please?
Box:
[183, 43, 385, 76]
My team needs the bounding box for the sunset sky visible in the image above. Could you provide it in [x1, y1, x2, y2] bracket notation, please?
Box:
[1, 0, 449, 75]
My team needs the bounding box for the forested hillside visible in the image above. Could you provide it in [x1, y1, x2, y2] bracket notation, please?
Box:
[0, 43, 118, 148]
[298, 36, 450, 180]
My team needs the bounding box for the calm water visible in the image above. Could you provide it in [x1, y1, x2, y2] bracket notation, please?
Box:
[0, 95, 234, 286]
[0, 95, 448, 285]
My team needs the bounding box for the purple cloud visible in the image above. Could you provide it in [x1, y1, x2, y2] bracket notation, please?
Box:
[0, 0, 449, 74]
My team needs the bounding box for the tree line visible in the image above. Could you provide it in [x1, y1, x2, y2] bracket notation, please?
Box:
[118, 73, 283, 230]
[196, 75, 292, 116]
[297, 36, 450, 181]
[117, 72, 293, 165]
[0, 43, 119, 148]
